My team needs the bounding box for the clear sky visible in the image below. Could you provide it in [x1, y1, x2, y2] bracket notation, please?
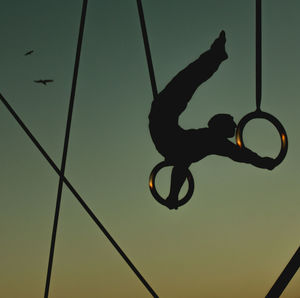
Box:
[0, 0, 299, 297]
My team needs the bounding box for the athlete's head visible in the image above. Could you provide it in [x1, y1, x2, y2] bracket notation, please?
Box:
[208, 113, 237, 138]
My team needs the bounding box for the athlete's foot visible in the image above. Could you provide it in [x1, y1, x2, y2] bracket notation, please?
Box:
[165, 196, 179, 210]
[210, 30, 228, 61]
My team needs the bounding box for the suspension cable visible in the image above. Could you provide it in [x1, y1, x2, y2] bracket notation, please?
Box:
[136, 0, 158, 99]
[256, 0, 262, 111]
[266, 246, 300, 297]
[0, 91, 158, 297]
[255, 1, 298, 295]
[0, 2, 158, 297]
[44, 0, 88, 296]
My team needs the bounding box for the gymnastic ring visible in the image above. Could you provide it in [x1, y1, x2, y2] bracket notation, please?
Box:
[149, 161, 194, 208]
[236, 110, 288, 168]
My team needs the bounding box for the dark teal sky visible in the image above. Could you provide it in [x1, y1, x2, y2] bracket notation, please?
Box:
[0, 1, 299, 297]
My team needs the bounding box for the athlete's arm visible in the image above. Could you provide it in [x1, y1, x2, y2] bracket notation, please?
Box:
[216, 139, 275, 170]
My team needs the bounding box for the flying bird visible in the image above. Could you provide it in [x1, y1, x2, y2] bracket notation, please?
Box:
[24, 50, 34, 56]
[34, 79, 54, 85]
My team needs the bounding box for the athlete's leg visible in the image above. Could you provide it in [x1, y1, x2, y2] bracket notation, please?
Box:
[153, 30, 228, 119]
[165, 163, 191, 210]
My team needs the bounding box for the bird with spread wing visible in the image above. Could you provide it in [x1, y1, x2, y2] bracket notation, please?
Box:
[24, 50, 34, 56]
[34, 79, 54, 85]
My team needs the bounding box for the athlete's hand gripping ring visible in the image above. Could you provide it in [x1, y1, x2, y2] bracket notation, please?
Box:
[149, 161, 194, 208]
[236, 110, 288, 168]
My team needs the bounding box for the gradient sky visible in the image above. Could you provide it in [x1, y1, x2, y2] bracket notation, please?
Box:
[0, 0, 299, 297]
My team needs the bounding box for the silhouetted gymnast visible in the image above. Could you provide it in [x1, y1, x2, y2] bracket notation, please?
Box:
[149, 31, 275, 209]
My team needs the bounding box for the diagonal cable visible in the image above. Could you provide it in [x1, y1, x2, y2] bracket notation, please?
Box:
[44, 1, 88, 296]
[266, 246, 300, 297]
[0, 92, 158, 297]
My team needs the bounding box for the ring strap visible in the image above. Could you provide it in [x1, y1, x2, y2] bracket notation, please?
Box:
[137, 0, 158, 99]
[256, 0, 262, 111]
